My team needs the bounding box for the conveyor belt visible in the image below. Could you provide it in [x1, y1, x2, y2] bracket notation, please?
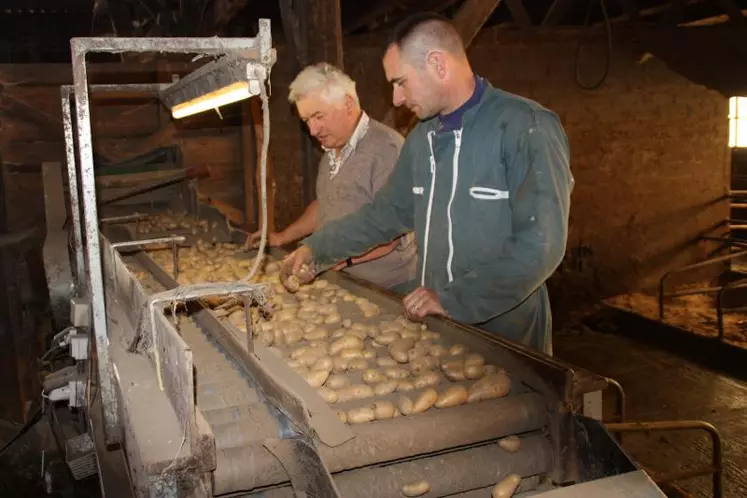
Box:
[119, 249, 555, 497]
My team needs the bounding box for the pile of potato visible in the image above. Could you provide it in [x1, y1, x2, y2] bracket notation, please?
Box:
[136, 211, 218, 236]
[237, 263, 513, 425]
[145, 239, 257, 286]
[130, 237, 513, 425]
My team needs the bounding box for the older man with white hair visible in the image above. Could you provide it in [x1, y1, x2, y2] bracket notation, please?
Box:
[247, 62, 417, 292]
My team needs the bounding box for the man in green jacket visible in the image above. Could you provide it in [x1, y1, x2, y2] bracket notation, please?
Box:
[281, 13, 573, 355]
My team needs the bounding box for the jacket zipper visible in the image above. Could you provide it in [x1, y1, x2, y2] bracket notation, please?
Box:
[446, 129, 463, 283]
[422, 131, 437, 287]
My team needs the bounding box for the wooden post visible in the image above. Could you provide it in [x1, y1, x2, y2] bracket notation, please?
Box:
[280, 0, 344, 207]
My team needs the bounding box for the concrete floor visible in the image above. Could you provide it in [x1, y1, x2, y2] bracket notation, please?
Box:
[555, 308, 747, 498]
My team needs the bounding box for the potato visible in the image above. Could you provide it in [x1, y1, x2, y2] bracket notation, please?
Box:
[332, 357, 350, 373]
[300, 322, 317, 334]
[402, 480, 431, 497]
[464, 353, 485, 367]
[407, 344, 428, 362]
[330, 336, 365, 355]
[435, 385, 468, 408]
[304, 328, 329, 341]
[296, 309, 317, 321]
[313, 279, 330, 289]
[376, 357, 398, 368]
[398, 395, 413, 416]
[498, 436, 521, 453]
[296, 348, 328, 367]
[383, 367, 410, 380]
[464, 363, 484, 380]
[317, 387, 338, 404]
[342, 294, 356, 302]
[400, 329, 421, 341]
[257, 330, 274, 347]
[331, 329, 347, 339]
[312, 314, 326, 325]
[397, 380, 415, 392]
[412, 388, 438, 414]
[449, 344, 468, 356]
[312, 356, 334, 373]
[283, 328, 303, 346]
[388, 338, 417, 363]
[362, 369, 387, 385]
[339, 348, 365, 360]
[372, 401, 396, 420]
[425, 345, 444, 358]
[347, 358, 369, 371]
[421, 330, 441, 341]
[374, 332, 400, 346]
[467, 372, 511, 403]
[336, 385, 374, 403]
[275, 309, 296, 322]
[326, 374, 350, 389]
[324, 312, 342, 325]
[301, 369, 330, 388]
[265, 261, 280, 274]
[373, 380, 399, 396]
[440, 359, 466, 381]
[362, 349, 377, 360]
[317, 303, 337, 315]
[346, 328, 368, 341]
[491, 474, 521, 498]
[410, 356, 439, 376]
[341, 318, 352, 329]
[347, 407, 375, 424]
[412, 371, 441, 389]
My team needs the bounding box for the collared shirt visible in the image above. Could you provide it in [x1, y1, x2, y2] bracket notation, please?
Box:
[323, 112, 371, 178]
[438, 74, 487, 133]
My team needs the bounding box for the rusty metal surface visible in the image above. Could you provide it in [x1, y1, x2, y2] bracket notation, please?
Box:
[60, 87, 85, 288]
[263, 438, 342, 498]
[72, 46, 121, 444]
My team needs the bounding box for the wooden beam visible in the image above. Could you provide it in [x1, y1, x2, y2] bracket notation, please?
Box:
[280, 0, 343, 207]
[542, 0, 580, 26]
[504, 0, 533, 28]
[615, 0, 640, 21]
[343, 0, 405, 35]
[383, 0, 503, 133]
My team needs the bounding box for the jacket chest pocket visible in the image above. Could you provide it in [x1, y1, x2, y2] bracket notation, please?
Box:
[458, 182, 512, 261]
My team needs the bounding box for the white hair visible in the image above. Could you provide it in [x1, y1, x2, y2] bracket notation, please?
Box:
[288, 62, 359, 107]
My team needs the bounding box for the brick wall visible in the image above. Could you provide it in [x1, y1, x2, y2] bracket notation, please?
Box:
[267, 27, 729, 300]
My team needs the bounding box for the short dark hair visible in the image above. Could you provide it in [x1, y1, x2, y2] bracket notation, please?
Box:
[385, 12, 466, 65]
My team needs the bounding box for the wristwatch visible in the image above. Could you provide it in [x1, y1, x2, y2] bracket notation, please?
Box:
[346, 257, 353, 268]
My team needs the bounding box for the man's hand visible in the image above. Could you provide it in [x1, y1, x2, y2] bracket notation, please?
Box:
[280, 246, 316, 292]
[402, 287, 447, 322]
[243, 230, 285, 251]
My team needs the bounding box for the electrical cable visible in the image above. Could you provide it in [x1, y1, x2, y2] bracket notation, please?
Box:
[241, 71, 270, 283]
[574, 0, 612, 91]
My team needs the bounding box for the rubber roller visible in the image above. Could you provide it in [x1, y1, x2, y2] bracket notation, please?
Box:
[213, 392, 547, 494]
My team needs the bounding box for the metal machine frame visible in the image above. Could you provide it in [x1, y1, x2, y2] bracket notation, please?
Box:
[60, 22, 275, 445]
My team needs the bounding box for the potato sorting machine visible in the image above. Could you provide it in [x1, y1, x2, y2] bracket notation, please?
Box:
[37, 24, 673, 498]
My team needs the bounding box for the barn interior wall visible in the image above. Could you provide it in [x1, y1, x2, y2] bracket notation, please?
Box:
[0, 25, 730, 307]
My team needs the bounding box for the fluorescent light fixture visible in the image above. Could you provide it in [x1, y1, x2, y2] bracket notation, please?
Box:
[171, 80, 260, 119]
[160, 55, 269, 120]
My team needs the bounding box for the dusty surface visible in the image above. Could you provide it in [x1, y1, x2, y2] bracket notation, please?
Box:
[556, 315, 747, 498]
[606, 291, 747, 349]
